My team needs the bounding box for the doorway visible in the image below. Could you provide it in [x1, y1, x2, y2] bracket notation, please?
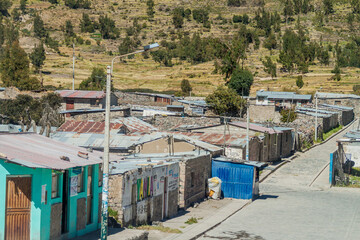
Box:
[5, 176, 32, 240]
[87, 166, 93, 225]
[61, 170, 69, 234]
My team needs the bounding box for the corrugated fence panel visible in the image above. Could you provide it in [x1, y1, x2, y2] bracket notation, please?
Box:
[212, 161, 254, 199]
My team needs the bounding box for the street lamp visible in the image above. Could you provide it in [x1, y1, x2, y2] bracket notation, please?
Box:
[101, 43, 159, 240]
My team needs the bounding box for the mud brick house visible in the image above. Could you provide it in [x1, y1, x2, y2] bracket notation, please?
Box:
[319, 104, 354, 126]
[56, 90, 119, 111]
[116, 92, 175, 106]
[108, 159, 179, 227]
[317, 92, 360, 117]
[256, 90, 312, 107]
[182, 121, 283, 162]
[0, 133, 103, 240]
[296, 107, 339, 133]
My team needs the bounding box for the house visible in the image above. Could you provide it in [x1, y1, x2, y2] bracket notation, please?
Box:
[319, 104, 354, 126]
[256, 90, 312, 107]
[176, 132, 263, 162]
[335, 138, 360, 167]
[296, 107, 339, 133]
[183, 121, 283, 162]
[108, 159, 179, 227]
[273, 127, 294, 157]
[124, 151, 213, 209]
[316, 92, 360, 117]
[167, 105, 184, 113]
[174, 99, 209, 115]
[55, 90, 119, 111]
[60, 107, 131, 121]
[0, 133, 103, 240]
[212, 157, 267, 199]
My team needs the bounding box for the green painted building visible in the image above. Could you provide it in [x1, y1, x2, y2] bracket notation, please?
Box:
[0, 133, 103, 240]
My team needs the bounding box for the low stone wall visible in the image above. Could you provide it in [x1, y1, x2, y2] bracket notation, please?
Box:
[249, 105, 281, 123]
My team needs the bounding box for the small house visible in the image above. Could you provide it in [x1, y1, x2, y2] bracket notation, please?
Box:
[0, 133, 103, 240]
[317, 92, 360, 117]
[55, 90, 119, 111]
[256, 90, 312, 107]
[108, 159, 179, 227]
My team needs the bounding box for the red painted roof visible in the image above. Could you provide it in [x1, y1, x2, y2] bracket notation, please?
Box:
[55, 90, 105, 99]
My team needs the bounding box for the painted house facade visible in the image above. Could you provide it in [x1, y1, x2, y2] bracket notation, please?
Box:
[0, 133, 103, 240]
[256, 91, 312, 107]
[108, 160, 179, 227]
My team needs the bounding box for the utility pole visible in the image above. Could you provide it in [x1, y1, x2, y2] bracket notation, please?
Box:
[315, 92, 318, 141]
[100, 66, 111, 240]
[246, 102, 249, 161]
[72, 43, 75, 91]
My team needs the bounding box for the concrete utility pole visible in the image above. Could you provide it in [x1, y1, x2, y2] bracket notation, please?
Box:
[100, 43, 159, 240]
[100, 66, 111, 240]
[246, 102, 249, 161]
[315, 92, 318, 141]
[72, 43, 75, 91]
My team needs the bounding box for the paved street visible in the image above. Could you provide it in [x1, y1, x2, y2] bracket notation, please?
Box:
[199, 121, 360, 240]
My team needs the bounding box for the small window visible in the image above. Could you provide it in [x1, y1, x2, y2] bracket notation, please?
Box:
[98, 164, 103, 187]
[77, 167, 84, 193]
[90, 99, 99, 107]
[190, 172, 195, 188]
[335, 100, 341, 105]
[51, 173, 60, 199]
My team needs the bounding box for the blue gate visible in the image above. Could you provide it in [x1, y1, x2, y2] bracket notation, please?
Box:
[212, 160, 254, 199]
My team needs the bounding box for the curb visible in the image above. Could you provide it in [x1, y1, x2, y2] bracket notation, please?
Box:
[189, 200, 252, 240]
[309, 162, 330, 187]
[259, 160, 289, 183]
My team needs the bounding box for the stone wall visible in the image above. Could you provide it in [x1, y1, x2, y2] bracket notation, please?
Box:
[64, 108, 131, 121]
[150, 116, 222, 131]
[179, 154, 212, 209]
[249, 105, 281, 123]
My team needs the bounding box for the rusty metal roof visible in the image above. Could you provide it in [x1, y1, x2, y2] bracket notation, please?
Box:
[55, 90, 105, 99]
[0, 133, 102, 170]
[57, 117, 158, 134]
[176, 132, 256, 148]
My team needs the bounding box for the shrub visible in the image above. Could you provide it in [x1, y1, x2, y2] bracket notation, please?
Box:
[296, 76, 304, 88]
[64, 0, 91, 9]
[181, 79, 192, 95]
[280, 108, 297, 122]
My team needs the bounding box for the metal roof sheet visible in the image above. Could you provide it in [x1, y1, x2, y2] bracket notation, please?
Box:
[0, 133, 102, 170]
[316, 92, 360, 99]
[55, 90, 105, 99]
[320, 104, 354, 111]
[177, 100, 208, 108]
[58, 117, 157, 134]
[296, 107, 338, 115]
[296, 110, 331, 117]
[256, 91, 312, 101]
[213, 156, 267, 168]
[344, 130, 360, 139]
[60, 107, 129, 114]
[110, 160, 177, 175]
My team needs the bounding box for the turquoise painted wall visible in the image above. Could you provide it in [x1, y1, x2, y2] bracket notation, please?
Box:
[0, 161, 102, 240]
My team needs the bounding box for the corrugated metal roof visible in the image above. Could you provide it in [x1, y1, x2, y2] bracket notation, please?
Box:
[110, 159, 177, 175]
[60, 107, 129, 114]
[177, 100, 208, 108]
[296, 107, 338, 115]
[167, 105, 184, 109]
[213, 156, 267, 168]
[57, 117, 157, 134]
[229, 121, 282, 134]
[320, 104, 354, 111]
[0, 133, 102, 170]
[0, 87, 5, 91]
[317, 92, 360, 99]
[256, 91, 312, 101]
[344, 130, 360, 139]
[0, 124, 58, 136]
[55, 90, 105, 99]
[296, 110, 331, 118]
[175, 132, 255, 148]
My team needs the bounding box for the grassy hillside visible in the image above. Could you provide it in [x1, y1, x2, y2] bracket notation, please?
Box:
[2, 0, 360, 96]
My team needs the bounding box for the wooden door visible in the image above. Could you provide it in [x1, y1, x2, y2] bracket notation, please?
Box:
[162, 177, 168, 219]
[5, 176, 32, 240]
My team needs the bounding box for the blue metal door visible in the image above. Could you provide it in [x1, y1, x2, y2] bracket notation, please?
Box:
[212, 160, 254, 199]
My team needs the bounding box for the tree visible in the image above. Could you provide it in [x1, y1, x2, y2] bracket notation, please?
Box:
[205, 86, 246, 116]
[323, 0, 334, 15]
[30, 43, 46, 86]
[296, 75, 304, 88]
[227, 0, 245, 7]
[283, 0, 294, 23]
[263, 31, 277, 50]
[80, 13, 94, 33]
[20, 0, 27, 14]
[331, 64, 341, 81]
[98, 15, 119, 39]
[150, 49, 173, 67]
[0, 0, 12, 16]
[146, 0, 155, 19]
[12, 8, 21, 22]
[181, 79, 192, 95]
[79, 67, 106, 90]
[64, 0, 91, 9]
[228, 68, 254, 96]
[172, 7, 184, 28]
[0, 41, 41, 90]
[48, 0, 59, 4]
[262, 56, 277, 79]
[351, 0, 360, 13]
[33, 14, 47, 39]
[65, 20, 76, 38]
